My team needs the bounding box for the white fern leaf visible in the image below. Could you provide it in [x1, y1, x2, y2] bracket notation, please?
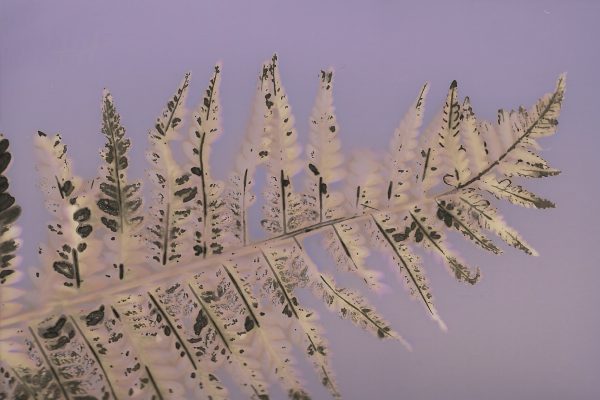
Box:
[434, 198, 502, 254]
[115, 291, 224, 398]
[260, 246, 341, 398]
[224, 64, 271, 248]
[441, 81, 471, 186]
[385, 83, 429, 207]
[262, 55, 310, 234]
[405, 204, 481, 284]
[0, 324, 73, 398]
[452, 74, 565, 192]
[305, 69, 345, 222]
[34, 132, 103, 297]
[324, 221, 384, 292]
[346, 151, 385, 213]
[479, 176, 556, 209]
[74, 302, 166, 398]
[224, 257, 312, 399]
[97, 90, 147, 282]
[455, 188, 538, 256]
[182, 65, 227, 259]
[370, 212, 447, 330]
[26, 314, 115, 398]
[146, 73, 193, 266]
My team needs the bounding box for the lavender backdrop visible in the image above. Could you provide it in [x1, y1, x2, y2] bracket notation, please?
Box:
[1, 1, 599, 399]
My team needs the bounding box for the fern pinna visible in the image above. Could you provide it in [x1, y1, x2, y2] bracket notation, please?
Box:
[0, 57, 565, 399]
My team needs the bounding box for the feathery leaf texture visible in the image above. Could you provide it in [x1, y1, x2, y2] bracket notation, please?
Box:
[0, 60, 565, 399]
[97, 91, 146, 281]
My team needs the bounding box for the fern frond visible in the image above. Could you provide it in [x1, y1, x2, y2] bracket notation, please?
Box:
[435, 198, 502, 254]
[28, 314, 115, 398]
[74, 302, 166, 398]
[479, 176, 555, 209]
[451, 74, 565, 192]
[97, 90, 147, 281]
[324, 220, 384, 292]
[0, 135, 24, 318]
[262, 55, 311, 235]
[224, 257, 311, 399]
[260, 245, 341, 398]
[305, 69, 345, 222]
[224, 63, 270, 248]
[183, 65, 227, 259]
[0, 325, 70, 398]
[386, 83, 429, 207]
[0, 63, 566, 400]
[405, 204, 481, 284]
[34, 132, 103, 297]
[146, 73, 193, 267]
[369, 212, 447, 330]
[115, 291, 223, 398]
[453, 188, 538, 256]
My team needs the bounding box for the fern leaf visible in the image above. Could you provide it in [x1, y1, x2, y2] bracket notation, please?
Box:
[324, 221, 384, 291]
[146, 73, 193, 266]
[305, 69, 345, 222]
[292, 235, 405, 344]
[406, 205, 480, 284]
[262, 55, 311, 235]
[34, 132, 103, 296]
[441, 81, 471, 187]
[97, 90, 146, 281]
[346, 152, 385, 213]
[260, 246, 341, 398]
[386, 83, 429, 207]
[0, 135, 24, 318]
[224, 257, 311, 399]
[479, 176, 555, 209]
[454, 74, 565, 191]
[460, 97, 490, 174]
[435, 199, 502, 253]
[370, 212, 447, 330]
[0, 325, 70, 398]
[183, 65, 227, 259]
[27, 314, 115, 398]
[224, 63, 270, 247]
[75, 302, 166, 398]
[415, 81, 471, 190]
[116, 291, 226, 398]
[454, 188, 538, 255]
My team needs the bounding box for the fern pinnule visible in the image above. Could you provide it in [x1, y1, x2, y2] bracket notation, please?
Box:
[96, 90, 147, 282]
[260, 245, 341, 398]
[262, 55, 310, 235]
[406, 204, 481, 284]
[0, 324, 68, 398]
[75, 302, 164, 399]
[454, 188, 539, 256]
[222, 259, 311, 399]
[460, 97, 489, 175]
[224, 63, 271, 248]
[146, 73, 193, 267]
[183, 65, 227, 259]
[305, 69, 345, 222]
[187, 272, 271, 400]
[369, 211, 447, 331]
[385, 82, 429, 208]
[115, 291, 221, 399]
[34, 132, 103, 298]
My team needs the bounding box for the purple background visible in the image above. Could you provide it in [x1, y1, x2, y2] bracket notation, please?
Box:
[2, 1, 599, 399]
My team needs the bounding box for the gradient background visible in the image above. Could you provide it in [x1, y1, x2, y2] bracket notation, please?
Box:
[1, 1, 599, 399]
